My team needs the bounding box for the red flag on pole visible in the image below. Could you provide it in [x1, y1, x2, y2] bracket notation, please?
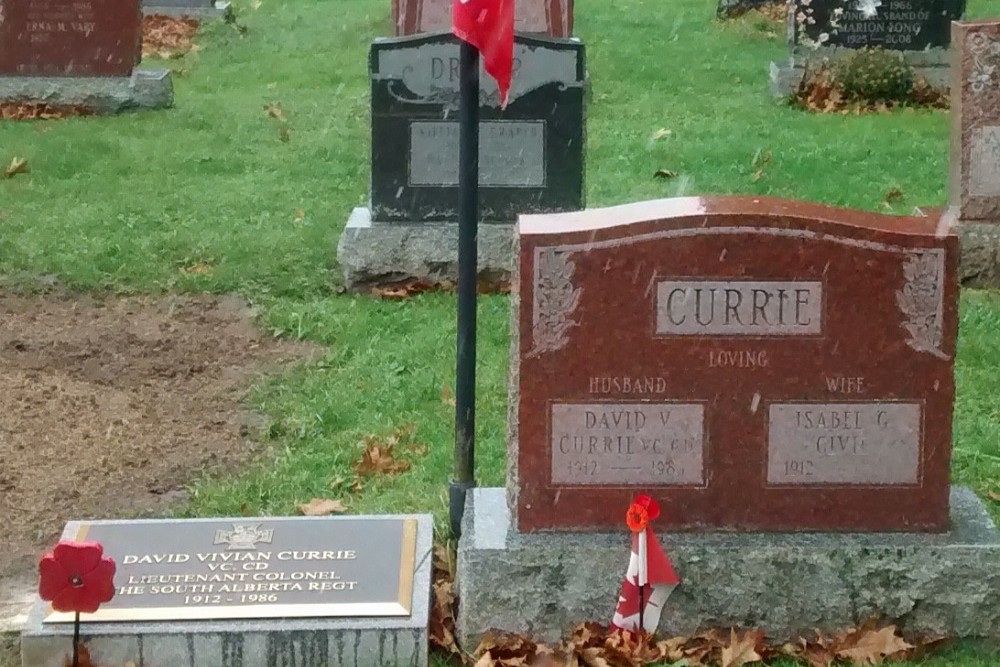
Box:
[611, 495, 680, 633]
[451, 0, 515, 107]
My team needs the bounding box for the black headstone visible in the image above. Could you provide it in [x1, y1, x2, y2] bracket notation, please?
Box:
[369, 32, 586, 223]
[792, 0, 966, 52]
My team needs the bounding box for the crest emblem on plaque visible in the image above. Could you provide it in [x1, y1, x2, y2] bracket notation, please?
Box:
[214, 524, 274, 550]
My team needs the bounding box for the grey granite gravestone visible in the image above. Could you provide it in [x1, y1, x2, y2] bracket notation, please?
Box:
[142, 0, 232, 19]
[336, 31, 586, 291]
[769, 0, 966, 98]
[21, 515, 433, 667]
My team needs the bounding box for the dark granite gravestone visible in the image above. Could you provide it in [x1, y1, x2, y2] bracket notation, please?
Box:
[793, 0, 965, 52]
[769, 0, 967, 97]
[337, 31, 587, 290]
[0, 0, 172, 112]
[21, 516, 433, 667]
[369, 32, 585, 223]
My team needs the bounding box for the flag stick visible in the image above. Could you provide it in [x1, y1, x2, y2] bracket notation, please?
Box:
[72, 611, 80, 667]
[638, 530, 647, 632]
[449, 38, 480, 539]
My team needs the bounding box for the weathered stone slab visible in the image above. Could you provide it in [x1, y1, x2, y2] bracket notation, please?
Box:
[457, 487, 1000, 646]
[336, 207, 515, 291]
[0, 70, 173, 113]
[142, 0, 232, 19]
[392, 0, 573, 37]
[369, 32, 586, 224]
[510, 197, 958, 533]
[0, 0, 142, 77]
[21, 515, 433, 667]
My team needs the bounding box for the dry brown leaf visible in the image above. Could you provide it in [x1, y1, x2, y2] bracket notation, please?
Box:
[294, 208, 305, 222]
[441, 385, 457, 407]
[987, 490, 1000, 502]
[265, 103, 287, 121]
[1, 101, 92, 120]
[297, 498, 348, 516]
[354, 435, 411, 477]
[884, 188, 904, 203]
[3, 157, 29, 179]
[180, 262, 213, 276]
[142, 15, 199, 59]
[721, 629, 763, 667]
[835, 625, 913, 665]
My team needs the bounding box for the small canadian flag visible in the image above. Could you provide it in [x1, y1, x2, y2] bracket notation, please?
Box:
[610, 494, 680, 634]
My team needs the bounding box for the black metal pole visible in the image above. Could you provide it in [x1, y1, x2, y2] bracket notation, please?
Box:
[72, 612, 80, 667]
[449, 40, 480, 539]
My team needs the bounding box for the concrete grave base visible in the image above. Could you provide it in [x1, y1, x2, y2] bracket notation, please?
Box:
[768, 61, 950, 99]
[144, 1, 233, 19]
[20, 515, 434, 667]
[0, 70, 173, 114]
[336, 207, 515, 291]
[457, 487, 1000, 648]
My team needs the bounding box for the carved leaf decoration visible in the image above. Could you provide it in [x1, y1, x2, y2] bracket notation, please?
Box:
[529, 248, 582, 357]
[895, 252, 948, 359]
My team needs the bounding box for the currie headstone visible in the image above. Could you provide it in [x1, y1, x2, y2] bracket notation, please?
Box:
[337, 32, 586, 290]
[21, 516, 433, 667]
[0, 0, 172, 112]
[457, 197, 1000, 645]
[769, 0, 966, 97]
[393, 0, 573, 36]
[949, 19, 1000, 286]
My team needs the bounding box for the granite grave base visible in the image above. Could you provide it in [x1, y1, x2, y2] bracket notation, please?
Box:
[143, 1, 233, 19]
[20, 515, 433, 667]
[956, 220, 1000, 287]
[337, 207, 516, 291]
[0, 70, 173, 114]
[768, 60, 950, 99]
[457, 487, 1000, 647]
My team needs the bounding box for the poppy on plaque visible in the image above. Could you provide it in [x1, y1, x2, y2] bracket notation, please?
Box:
[38, 541, 117, 667]
[610, 494, 680, 635]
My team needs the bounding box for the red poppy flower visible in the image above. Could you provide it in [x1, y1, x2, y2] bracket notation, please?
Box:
[39, 541, 116, 613]
[633, 493, 661, 521]
[626, 503, 649, 532]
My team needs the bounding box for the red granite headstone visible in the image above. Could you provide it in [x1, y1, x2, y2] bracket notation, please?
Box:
[950, 20, 1000, 224]
[0, 0, 142, 77]
[392, 0, 573, 37]
[511, 197, 958, 533]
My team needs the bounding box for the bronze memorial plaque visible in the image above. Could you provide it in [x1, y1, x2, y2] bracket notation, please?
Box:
[44, 517, 418, 623]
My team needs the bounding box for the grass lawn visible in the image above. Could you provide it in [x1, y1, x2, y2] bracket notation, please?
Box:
[1, 0, 999, 663]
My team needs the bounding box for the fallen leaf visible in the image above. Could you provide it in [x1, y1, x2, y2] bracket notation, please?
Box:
[264, 103, 287, 121]
[653, 169, 678, 179]
[294, 208, 305, 222]
[180, 262, 213, 275]
[3, 157, 29, 179]
[296, 498, 348, 516]
[650, 128, 672, 141]
[142, 15, 199, 59]
[354, 436, 411, 477]
[721, 629, 763, 667]
[835, 625, 913, 665]
[987, 490, 1000, 502]
[441, 385, 456, 407]
[884, 187, 904, 203]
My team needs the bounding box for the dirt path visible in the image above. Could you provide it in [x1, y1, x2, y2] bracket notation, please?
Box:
[0, 293, 318, 617]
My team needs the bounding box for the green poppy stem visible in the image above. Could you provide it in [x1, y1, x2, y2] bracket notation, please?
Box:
[72, 611, 80, 667]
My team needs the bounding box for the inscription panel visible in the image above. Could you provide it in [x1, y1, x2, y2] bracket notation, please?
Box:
[0, 0, 141, 77]
[409, 121, 545, 187]
[43, 517, 418, 623]
[970, 125, 1000, 197]
[551, 403, 705, 485]
[768, 402, 921, 485]
[795, 0, 964, 52]
[657, 280, 823, 335]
